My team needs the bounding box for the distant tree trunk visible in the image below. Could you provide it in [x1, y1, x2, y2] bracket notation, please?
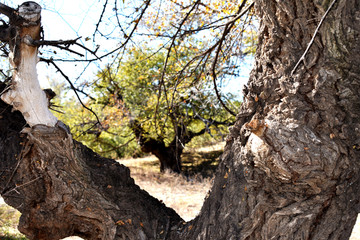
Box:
[0, 0, 359, 240]
[131, 119, 206, 173]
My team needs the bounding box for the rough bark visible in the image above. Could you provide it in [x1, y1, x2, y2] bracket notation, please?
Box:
[0, 83, 181, 240]
[179, 0, 360, 239]
[0, 0, 359, 240]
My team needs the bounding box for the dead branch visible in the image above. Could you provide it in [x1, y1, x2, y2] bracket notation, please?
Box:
[41, 58, 101, 127]
[0, 3, 17, 20]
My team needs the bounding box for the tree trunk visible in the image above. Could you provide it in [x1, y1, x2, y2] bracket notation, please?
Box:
[138, 136, 183, 173]
[179, 0, 360, 239]
[131, 119, 206, 173]
[0, 94, 181, 239]
[0, 0, 359, 240]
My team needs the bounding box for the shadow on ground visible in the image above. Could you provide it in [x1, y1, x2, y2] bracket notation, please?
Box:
[182, 150, 223, 178]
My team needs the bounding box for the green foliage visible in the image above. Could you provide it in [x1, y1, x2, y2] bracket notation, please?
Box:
[94, 46, 236, 148]
[55, 46, 239, 159]
[54, 97, 140, 159]
[48, 0, 256, 161]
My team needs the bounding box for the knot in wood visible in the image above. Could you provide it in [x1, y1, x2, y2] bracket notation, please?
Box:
[245, 118, 267, 137]
[18, 1, 41, 24]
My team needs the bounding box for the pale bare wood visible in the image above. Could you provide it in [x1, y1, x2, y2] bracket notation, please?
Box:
[0, 2, 57, 127]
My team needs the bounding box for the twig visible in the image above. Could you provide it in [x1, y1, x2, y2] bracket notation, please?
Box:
[98, 137, 136, 154]
[88, 0, 152, 62]
[2, 177, 42, 197]
[93, 0, 109, 41]
[41, 58, 102, 127]
[290, 0, 338, 76]
[33, 37, 100, 60]
[211, 1, 251, 117]
[154, 0, 201, 135]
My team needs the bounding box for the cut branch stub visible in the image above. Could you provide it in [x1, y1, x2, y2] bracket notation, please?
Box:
[1, 1, 57, 127]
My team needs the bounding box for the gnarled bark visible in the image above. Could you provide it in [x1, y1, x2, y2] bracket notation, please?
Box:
[181, 0, 360, 239]
[0, 85, 181, 239]
[0, 0, 359, 240]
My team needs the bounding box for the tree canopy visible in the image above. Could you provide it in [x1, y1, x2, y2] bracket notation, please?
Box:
[34, 0, 257, 169]
[0, 0, 359, 239]
[57, 46, 239, 171]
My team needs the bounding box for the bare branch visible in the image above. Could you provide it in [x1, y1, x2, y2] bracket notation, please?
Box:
[41, 58, 101, 127]
[210, 1, 253, 117]
[28, 37, 101, 59]
[90, 0, 152, 62]
[93, 0, 109, 41]
[98, 137, 136, 154]
[155, 0, 201, 134]
[0, 3, 17, 20]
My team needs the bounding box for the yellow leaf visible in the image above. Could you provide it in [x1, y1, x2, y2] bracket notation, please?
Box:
[116, 220, 125, 225]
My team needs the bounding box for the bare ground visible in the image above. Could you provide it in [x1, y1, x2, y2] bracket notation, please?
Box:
[117, 142, 224, 221]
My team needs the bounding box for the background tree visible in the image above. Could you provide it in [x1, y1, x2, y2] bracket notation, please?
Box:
[0, 0, 359, 240]
[82, 46, 237, 172]
[17, 0, 256, 173]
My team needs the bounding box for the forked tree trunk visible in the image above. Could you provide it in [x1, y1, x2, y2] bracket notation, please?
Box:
[0, 0, 359, 240]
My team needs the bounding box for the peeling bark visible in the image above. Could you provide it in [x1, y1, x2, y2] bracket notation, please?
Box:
[0, 0, 359, 240]
[1, 2, 57, 127]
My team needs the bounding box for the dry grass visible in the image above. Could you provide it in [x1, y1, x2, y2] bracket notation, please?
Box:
[1, 142, 360, 239]
[0, 199, 27, 239]
[118, 142, 224, 221]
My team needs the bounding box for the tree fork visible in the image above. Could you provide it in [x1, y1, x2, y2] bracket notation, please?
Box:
[0, 0, 359, 240]
[0, 2, 182, 239]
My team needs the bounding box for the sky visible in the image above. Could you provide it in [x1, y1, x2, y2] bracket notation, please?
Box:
[2, 0, 111, 89]
[2, 0, 253, 98]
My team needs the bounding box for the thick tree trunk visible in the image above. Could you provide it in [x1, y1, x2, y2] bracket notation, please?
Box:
[0, 0, 359, 240]
[0, 92, 181, 239]
[179, 0, 360, 239]
[153, 145, 183, 173]
[130, 119, 182, 172]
